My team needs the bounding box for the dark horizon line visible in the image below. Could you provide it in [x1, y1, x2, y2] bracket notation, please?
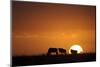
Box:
[12, 52, 96, 57]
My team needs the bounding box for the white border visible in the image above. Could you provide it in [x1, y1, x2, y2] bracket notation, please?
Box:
[14, 0, 96, 5]
[0, 0, 10, 67]
[0, 0, 100, 67]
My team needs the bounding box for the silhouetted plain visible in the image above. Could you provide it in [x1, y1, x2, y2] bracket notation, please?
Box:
[12, 48, 96, 66]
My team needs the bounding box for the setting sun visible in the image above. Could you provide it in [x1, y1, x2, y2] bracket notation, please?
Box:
[69, 45, 83, 54]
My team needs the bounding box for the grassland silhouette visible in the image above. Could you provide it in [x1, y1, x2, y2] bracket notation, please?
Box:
[12, 47, 96, 66]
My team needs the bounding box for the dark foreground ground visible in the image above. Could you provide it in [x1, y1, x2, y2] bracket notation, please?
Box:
[12, 53, 96, 66]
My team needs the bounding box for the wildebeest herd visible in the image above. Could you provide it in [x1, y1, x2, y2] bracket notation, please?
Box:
[47, 48, 77, 56]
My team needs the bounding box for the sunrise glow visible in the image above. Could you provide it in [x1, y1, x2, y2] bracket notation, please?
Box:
[69, 45, 83, 54]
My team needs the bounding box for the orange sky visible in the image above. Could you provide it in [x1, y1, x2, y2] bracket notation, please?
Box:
[12, 1, 96, 56]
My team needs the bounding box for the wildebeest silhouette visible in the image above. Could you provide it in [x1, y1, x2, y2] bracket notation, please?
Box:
[58, 48, 67, 55]
[47, 48, 67, 56]
[47, 48, 58, 55]
[71, 49, 77, 54]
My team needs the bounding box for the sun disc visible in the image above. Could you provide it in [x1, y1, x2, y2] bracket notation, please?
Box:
[69, 45, 83, 54]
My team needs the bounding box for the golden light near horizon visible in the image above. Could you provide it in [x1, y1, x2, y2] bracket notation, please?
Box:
[71, 34, 77, 38]
[69, 45, 83, 54]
